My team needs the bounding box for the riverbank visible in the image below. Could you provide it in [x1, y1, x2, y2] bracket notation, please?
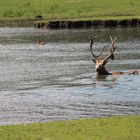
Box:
[0, 0, 140, 28]
[0, 115, 139, 140]
[0, 17, 140, 29]
[34, 18, 140, 29]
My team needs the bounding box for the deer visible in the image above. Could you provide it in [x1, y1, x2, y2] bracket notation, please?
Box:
[36, 40, 46, 45]
[89, 34, 140, 75]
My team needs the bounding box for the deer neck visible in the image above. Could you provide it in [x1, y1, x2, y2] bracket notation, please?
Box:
[96, 66, 111, 75]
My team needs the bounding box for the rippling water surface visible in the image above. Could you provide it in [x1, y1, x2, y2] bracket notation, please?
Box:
[0, 27, 140, 125]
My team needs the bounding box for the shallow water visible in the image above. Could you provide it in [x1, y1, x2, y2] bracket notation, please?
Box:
[0, 27, 140, 125]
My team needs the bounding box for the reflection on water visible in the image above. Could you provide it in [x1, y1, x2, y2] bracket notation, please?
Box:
[0, 27, 140, 125]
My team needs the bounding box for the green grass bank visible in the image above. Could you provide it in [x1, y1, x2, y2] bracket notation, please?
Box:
[0, 115, 140, 140]
[0, 0, 140, 27]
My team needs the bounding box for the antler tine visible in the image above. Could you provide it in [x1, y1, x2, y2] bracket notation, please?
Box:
[89, 34, 97, 59]
[103, 36, 117, 65]
[110, 35, 117, 50]
[110, 35, 113, 43]
[97, 45, 106, 58]
[89, 34, 105, 60]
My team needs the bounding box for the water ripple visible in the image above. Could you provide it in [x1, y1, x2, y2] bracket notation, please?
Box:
[0, 27, 140, 125]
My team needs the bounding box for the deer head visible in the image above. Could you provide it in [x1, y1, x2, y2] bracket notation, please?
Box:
[89, 34, 117, 75]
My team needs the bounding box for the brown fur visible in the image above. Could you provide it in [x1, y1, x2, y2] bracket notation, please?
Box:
[36, 40, 46, 45]
[95, 60, 140, 75]
[111, 70, 140, 75]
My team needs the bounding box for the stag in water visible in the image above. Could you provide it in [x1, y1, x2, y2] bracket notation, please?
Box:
[89, 34, 140, 75]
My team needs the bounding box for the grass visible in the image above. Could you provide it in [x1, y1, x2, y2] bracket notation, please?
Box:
[0, 115, 140, 140]
[0, 0, 140, 21]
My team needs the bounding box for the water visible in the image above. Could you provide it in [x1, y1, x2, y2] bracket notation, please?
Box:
[0, 27, 140, 125]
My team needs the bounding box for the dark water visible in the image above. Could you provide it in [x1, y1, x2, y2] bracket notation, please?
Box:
[0, 27, 140, 125]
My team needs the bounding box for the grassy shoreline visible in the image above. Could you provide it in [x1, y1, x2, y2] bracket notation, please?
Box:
[0, 115, 140, 140]
[0, 0, 140, 27]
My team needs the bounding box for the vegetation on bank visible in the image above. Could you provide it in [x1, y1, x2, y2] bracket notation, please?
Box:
[0, 115, 140, 140]
[0, 0, 140, 21]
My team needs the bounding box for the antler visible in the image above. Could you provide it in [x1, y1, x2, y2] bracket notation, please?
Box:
[103, 35, 117, 65]
[89, 34, 105, 63]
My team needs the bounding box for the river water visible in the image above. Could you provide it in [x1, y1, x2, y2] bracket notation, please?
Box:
[0, 27, 140, 125]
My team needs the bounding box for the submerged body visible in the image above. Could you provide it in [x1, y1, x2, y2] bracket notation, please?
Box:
[111, 70, 140, 75]
[95, 59, 140, 75]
